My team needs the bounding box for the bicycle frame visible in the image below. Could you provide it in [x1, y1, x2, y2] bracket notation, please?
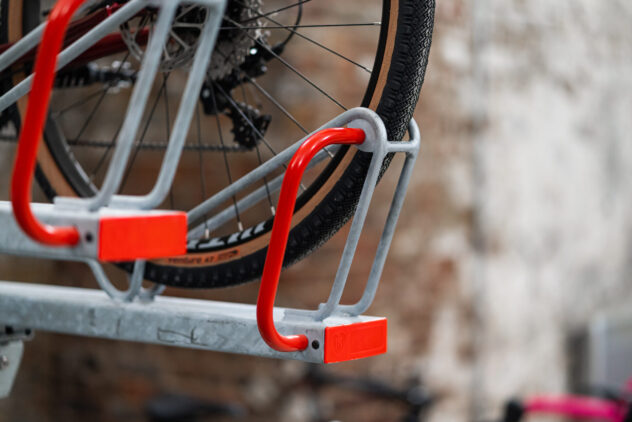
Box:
[0, 4, 139, 68]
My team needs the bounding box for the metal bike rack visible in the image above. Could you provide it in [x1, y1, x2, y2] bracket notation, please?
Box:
[0, 0, 421, 398]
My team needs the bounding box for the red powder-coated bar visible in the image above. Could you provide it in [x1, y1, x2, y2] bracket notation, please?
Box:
[256, 127, 366, 353]
[11, 0, 88, 246]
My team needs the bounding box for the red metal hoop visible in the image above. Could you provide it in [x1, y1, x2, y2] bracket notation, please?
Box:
[256, 127, 366, 352]
[11, 0, 87, 246]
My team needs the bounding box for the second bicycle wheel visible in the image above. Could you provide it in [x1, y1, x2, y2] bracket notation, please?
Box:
[1, 0, 435, 288]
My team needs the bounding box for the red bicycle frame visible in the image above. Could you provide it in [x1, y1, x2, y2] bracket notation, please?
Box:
[0, 3, 144, 71]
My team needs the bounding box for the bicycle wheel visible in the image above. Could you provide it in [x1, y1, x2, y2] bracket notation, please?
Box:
[0, 0, 435, 288]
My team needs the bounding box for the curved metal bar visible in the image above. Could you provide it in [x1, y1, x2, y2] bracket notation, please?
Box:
[311, 114, 391, 320]
[186, 108, 382, 229]
[138, 283, 167, 303]
[10, 0, 88, 246]
[336, 119, 421, 317]
[54, 0, 225, 211]
[83, 1, 178, 211]
[115, 0, 227, 210]
[257, 127, 366, 353]
[187, 145, 340, 240]
[87, 260, 145, 302]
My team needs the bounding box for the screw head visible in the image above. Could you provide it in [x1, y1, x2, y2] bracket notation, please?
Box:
[0, 355, 9, 370]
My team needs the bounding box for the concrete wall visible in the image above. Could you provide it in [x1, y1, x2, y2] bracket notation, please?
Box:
[420, 1, 632, 420]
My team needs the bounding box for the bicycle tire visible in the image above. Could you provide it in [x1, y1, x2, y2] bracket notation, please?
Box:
[1, 0, 435, 288]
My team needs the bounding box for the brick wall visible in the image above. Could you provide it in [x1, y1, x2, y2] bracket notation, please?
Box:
[1, 1, 632, 421]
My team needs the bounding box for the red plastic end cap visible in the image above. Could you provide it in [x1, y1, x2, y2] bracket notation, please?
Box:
[324, 319, 387, 364]
[98, 212, 188, 261]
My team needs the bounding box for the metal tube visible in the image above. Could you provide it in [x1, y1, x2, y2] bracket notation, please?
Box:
[314, 148, 385, 321]
[107, 0, 227, 209]
[317, 120, 420, 319]
[342, 146, 419, 315]
[0, 0, 146, 114]
[87, 259, 146, 302]
[187, 146, 338, 238]
[83, 1, 178, 210]
[186, 108, 380, 227]
[0, 22, 46, 73]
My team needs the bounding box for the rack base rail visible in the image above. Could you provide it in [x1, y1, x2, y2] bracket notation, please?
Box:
[0, 281, 386, 363]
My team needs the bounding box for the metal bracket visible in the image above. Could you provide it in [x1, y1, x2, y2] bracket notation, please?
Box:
[0, 326, 32, 399]
[0, 342, 23, 399]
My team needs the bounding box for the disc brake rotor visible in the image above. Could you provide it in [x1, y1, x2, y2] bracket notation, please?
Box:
[119, 0, 266, 75]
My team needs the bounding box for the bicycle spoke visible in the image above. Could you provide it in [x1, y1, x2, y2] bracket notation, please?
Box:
[66, 55, 132, 152]
[247, 83, 263, 110]
[169, 30, 191, 50]
[213, 82, 307, 192]
[195, 104, 211, 237]
[89, 122, 122, 181]
[71, 88, 110, 142]
[209, 85, 244, 231]
[240, 83, 275, 216]
[86, 55, 136, 181]
[120, 74, 170, 191]
[256, 142, 275, 215]
[175, 4, 197, 20]
[212, 82, 278, 158]
[245, 76, 307, 134]
[54, 65, 138, 122]
[53, 87, 112, 117]
[245, 75, 333, 159]
[226, 62, 329, 157]
[240, 0, 312, 25]
[224, 15, 347, 111]
[219, 23, 381, 30]
[88, 100, 140, 180]
[234, 1, 372, 73]
[133, 14, 150, 41]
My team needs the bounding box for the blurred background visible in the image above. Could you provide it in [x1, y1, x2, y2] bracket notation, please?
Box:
[1, 0, 632, 421]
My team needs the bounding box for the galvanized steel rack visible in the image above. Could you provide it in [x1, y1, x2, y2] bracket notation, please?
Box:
[0, 0, 421, 398]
